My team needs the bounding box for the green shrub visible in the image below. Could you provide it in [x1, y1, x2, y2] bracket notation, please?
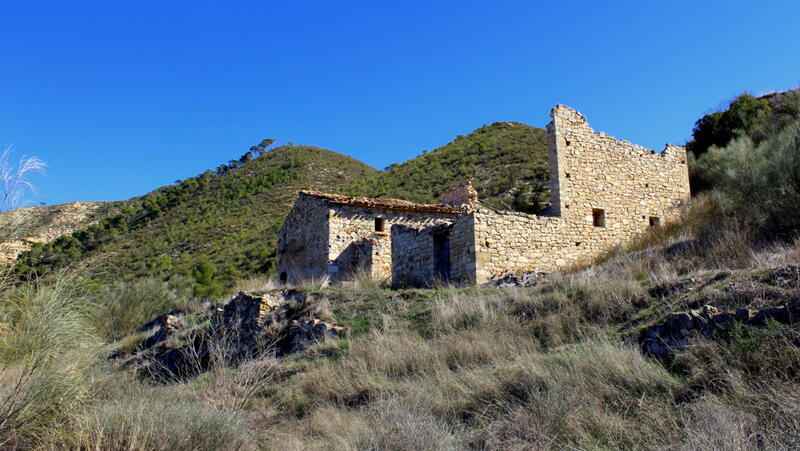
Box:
[693, 122, 800, 236]
[0, 275, 100, 447]
[94, 277, 192, 340]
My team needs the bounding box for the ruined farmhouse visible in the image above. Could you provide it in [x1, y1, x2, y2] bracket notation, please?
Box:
[277, 105, 691, 287]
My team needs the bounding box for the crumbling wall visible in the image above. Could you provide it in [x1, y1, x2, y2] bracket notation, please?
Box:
[473, 105, 690, 283]
[390, 224, 434, 287]
[328, 204, 461, 285]
[277, 194, 330, 284]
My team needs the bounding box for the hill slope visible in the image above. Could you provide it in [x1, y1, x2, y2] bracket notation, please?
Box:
[340, 122, 550, 212]
[0, 201, 124, 264]
[15, 146, 376, 289]
[14, 121, 551, 290]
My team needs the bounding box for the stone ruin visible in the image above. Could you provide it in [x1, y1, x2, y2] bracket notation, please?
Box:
[278, 105, 691, 288]
[125, 290, 343, 379]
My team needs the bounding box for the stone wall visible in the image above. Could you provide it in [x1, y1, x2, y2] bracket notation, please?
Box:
[472, 105, 690, 282]
[277, 194, 330, 284]
[279, 104, 691, 287]
[327, 203, 461, 285]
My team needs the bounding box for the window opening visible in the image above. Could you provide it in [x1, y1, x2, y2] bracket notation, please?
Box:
[592, 208, 606, 228]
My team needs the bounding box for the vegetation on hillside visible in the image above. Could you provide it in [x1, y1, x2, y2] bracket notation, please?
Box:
[690, 90, 800, 236]
[3, 90, 800, 449]
[687, 90, 800, 192]
[14, 145, 376, 293]
[340, 122, 550, 213]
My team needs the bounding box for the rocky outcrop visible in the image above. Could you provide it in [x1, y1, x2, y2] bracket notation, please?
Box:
[0, 201, 117, 264]
[125, 289, 344, 379]
[482, 271, 547, 288]
[640, 301, 800, 358]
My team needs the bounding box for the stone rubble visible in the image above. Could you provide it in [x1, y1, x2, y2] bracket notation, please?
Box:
[125, 289, 344, 379]
[640, 301, 800, 358]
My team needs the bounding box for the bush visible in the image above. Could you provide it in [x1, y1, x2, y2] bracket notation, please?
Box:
[94, 277, 192, 340]
[693, 122, 800, 236]
[0, 275, 100, 447]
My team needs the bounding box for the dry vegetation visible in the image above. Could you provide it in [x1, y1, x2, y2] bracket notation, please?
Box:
[3, 210, 800, 449]
[2, 91, 799, 449]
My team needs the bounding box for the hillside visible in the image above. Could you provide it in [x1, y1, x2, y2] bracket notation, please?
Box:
[0, 201, 123, 264]
[340, 122, 550, 213]
[14, 146, 376, 289]
[13, 122, 551, 290]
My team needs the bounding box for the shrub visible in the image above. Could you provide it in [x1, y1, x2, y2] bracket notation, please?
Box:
[694, 122, 800, 236]
[0, 275, 100, 447]
[93, 277, 192, 340]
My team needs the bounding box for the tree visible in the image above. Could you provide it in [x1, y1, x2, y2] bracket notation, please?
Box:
[250, 139, 276, 157]
[687, 94, 772, 158]
[191, 259, 224, 299]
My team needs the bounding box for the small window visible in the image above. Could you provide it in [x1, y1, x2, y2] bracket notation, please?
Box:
[374, 217, 385, 232]
[592, 208, 606, 228]
[279, 272, 287, 284]
[649, 216, 661, 227]
[565, 172, 571, 179]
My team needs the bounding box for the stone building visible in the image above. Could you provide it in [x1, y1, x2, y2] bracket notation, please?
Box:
[277, 105, 690, 287]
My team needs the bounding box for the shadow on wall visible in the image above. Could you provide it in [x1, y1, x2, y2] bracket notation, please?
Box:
[331, 238, 374, 283]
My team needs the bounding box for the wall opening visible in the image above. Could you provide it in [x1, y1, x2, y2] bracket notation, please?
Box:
[279, 271, 287, 284]
[592, 208, 606, 228]
[433, 232, 451, 283]
[649, 216, 661, 227]
[374, 217, 385, 233]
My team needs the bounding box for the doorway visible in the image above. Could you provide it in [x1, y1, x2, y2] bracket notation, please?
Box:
[432, 232, 451, 283]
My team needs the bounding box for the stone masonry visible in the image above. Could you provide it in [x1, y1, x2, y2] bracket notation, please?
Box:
[277, 105, 690, 287]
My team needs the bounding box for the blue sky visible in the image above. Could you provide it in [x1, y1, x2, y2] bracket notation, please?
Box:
[2, 1, 799, 206]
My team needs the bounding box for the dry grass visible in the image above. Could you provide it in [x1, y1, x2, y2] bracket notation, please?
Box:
[233, 274, 278, 294]
[6, 194, 800, 449]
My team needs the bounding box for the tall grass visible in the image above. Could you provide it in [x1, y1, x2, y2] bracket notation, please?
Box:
[0, 274, 100, 447]
[93, 277, 194, 341]
[68, 386, 254, 450]
[0, 146, 46, 213]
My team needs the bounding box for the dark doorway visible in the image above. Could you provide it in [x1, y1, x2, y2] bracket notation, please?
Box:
[433, 232, 451, 283]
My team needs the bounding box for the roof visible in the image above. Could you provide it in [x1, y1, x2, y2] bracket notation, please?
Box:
[299, 190, 464, 214]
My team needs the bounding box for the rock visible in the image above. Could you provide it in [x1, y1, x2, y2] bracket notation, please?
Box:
[127, 289, 345, 380]
[752, 306, 791, 326]
[665, 312, 695, 331]
[137, 311, 187, 349]
[483, 271, 547, 288]
[735, 308, 754, 322]
[640, 300, 800, 359]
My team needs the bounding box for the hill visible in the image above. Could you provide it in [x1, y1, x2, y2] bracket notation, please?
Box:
[14, 145, 376, 291]
[12, 122, 551, 290]
[340, 121, 550, 213]
[0, 201, 123, 264]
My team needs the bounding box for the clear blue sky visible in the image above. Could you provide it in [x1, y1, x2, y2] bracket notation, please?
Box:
[2, 1, 799, 206]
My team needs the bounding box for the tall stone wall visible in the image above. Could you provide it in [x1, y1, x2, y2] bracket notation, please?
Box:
[547, 105, 690, 226]
[473, 105, 690, 283]
[277, 194, 331, 284]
